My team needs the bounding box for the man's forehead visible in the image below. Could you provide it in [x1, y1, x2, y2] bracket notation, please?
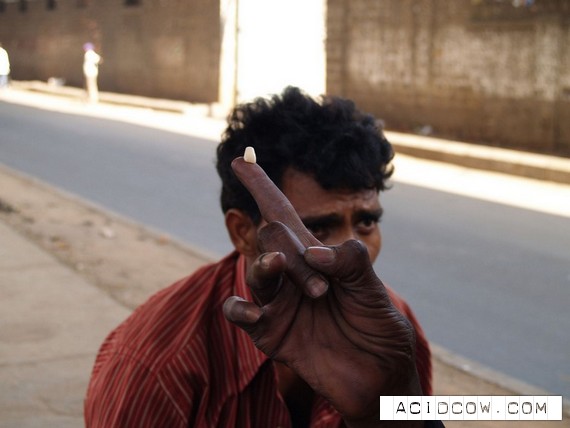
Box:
[282, 168, 371, 192]
[281, 170, 381, 216]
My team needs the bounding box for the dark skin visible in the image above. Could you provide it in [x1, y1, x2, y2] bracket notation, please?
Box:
[223, 157, 422, 427]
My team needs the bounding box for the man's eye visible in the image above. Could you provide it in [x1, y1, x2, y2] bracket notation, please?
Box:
[307, 224, 329, 240]
[356, 217, 380, 233]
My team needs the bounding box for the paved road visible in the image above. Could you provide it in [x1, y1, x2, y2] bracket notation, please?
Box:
[1, 98, 569, 399]
[0, 100, 230, 256]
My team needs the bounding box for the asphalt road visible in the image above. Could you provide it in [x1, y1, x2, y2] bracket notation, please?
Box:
[1, 98, 569, 399]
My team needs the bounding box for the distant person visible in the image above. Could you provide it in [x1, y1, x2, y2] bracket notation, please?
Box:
[83, 43, 101, 103]
[0, 43, 10, 89]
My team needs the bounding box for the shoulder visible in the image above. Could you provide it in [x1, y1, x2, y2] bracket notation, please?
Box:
[86, 253, 243, 425]
[90, 252, 242, 372]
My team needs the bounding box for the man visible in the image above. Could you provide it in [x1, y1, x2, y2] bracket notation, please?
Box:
[85, 87, 434, 427]
[83, 42, 101, 103]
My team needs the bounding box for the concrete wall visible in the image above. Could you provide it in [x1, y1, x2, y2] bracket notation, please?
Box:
[327, 0, 570, 155]
[0, 0, 220, 102]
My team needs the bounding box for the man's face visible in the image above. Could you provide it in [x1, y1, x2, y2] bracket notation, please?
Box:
[277, 168, 383, 263]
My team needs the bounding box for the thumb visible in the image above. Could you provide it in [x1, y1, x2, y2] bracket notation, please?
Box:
[304, 240, 377, 286]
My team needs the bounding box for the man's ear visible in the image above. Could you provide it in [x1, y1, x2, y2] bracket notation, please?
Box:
[225, 209, 258, 257]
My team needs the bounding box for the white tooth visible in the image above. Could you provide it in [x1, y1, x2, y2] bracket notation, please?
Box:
[244, 146, 257, 164]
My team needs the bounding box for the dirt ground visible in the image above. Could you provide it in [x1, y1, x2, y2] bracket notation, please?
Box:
[0, 163, 567, 427]
[0, 164, 215, 311]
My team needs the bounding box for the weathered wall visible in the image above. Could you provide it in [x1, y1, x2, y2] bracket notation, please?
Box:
[327, 0, 570, 155]
[0, 0, 220, 102]
[2, 0, 569, 154]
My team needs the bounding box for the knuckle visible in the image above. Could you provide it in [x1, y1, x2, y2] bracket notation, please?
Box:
[222, 297, 237, 320]
[345, 238, 369, 257]
[342, 239, 371, 271]
[258, 221, 288, 243]
[223, 296, 246, 323]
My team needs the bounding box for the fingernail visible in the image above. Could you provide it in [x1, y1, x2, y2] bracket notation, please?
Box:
[306, 246, 335, 264]
[260, 252, 280, 269]
[246, 306, 263, 323]
[307, 276, 328, 298]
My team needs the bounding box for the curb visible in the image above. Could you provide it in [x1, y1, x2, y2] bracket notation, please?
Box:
[0, 162, 219, 267]
[387, 131, 570, 185]
[9, 80, 215, 117]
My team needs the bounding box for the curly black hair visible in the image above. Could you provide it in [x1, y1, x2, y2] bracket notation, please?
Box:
[216, 86, 394, 223]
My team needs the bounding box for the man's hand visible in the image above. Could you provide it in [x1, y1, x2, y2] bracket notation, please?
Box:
[223, 156, 422, 425]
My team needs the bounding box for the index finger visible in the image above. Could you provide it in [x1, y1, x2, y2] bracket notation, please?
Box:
[231, 155, 320, 248]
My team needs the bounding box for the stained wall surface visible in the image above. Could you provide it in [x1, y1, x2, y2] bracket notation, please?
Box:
[327, 0, 570, 155]
[0, 0, 220, 102]
[2, 0, 569, 154]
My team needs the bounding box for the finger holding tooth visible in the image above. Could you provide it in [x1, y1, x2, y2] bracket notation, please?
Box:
[231, 146, 320, 249]
[231, 146, 328, 298]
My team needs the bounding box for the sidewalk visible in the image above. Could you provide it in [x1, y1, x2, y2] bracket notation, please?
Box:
[0, 83, 568, 427]
[0, 221, 131, 428]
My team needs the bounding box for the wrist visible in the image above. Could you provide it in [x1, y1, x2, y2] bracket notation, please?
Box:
[344, 369, 423, 428]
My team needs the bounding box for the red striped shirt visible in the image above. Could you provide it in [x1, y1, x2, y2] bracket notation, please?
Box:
[85, 251, 432, 427]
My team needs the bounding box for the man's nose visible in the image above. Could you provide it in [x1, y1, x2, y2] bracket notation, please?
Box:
[335, 226, 359, 245]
